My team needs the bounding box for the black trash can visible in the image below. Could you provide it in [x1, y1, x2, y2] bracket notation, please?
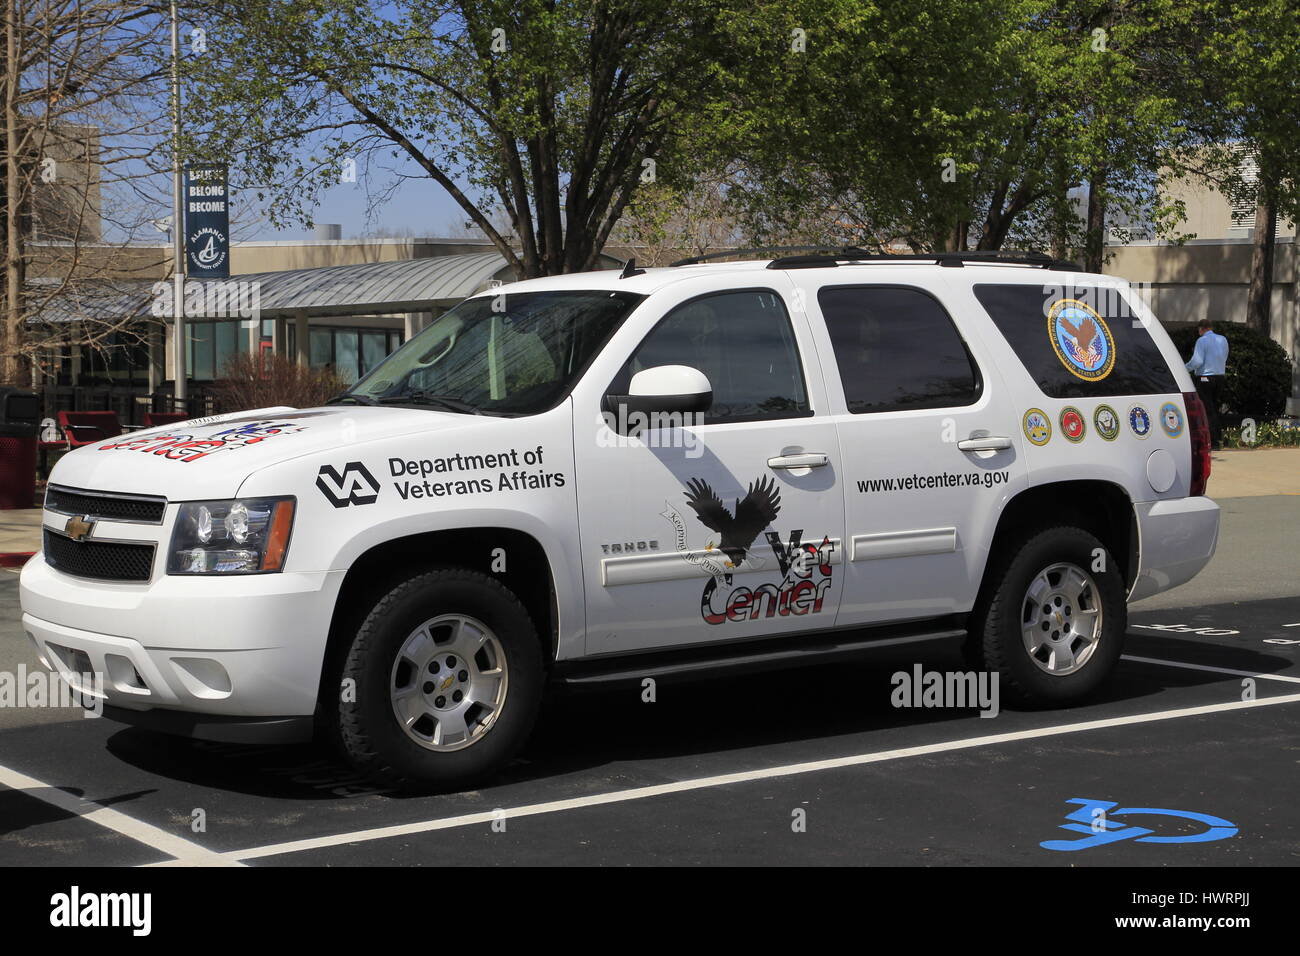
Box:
[0, 387, 40, 510]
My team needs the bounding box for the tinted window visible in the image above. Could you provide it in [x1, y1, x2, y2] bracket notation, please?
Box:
[819, 286, 981, 414]
[619, 290, 810, 423]
[349, 290, 643, 415]
[974, 283, 1178, 398]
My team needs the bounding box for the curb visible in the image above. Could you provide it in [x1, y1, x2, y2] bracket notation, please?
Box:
[0, 552, 34, 568]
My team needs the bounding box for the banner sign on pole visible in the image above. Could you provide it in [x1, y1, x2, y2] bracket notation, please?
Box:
[183, 163, 230, 279]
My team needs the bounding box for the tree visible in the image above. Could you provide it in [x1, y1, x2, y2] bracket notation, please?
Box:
[718, 0, 1201, 261]
[609, 176, 742, 265]
[1190, 0, 1300, 338]
[2, 0, 172, 385]
[188, 0, 764, 278]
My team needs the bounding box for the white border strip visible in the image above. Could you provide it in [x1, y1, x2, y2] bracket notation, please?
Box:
[1122, 654, 1300, 684]
[0, 763, 242, 866]
[221, 688, 1300, 863]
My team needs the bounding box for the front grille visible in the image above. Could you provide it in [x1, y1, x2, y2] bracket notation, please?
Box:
[43, 529, 155, 582]
[45, 485, 166, 524]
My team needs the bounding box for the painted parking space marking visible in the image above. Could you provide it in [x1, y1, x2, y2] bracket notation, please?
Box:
[1039, 798, 1237, 852]
[1121, 654, 1300, 684]
[215, 687, 1300, 864]
[0, 763, 242, 867]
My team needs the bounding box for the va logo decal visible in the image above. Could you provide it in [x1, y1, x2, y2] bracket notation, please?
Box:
[1059, 406, 1086, 443]
[1022, 408, 1051, 446]
[1160, 402, 1184, 438]
[1128, 404, 1152, 439]
[1094, 404, 1120, 441]
[316, 461, 380, 508]
[1048, 299, 1115, 381]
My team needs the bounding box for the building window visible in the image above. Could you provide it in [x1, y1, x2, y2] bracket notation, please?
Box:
[185, 320, 245, 381]
[67, 328, 152, 387]
[290, 325, 405, 382]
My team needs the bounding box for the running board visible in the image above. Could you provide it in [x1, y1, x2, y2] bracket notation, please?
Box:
[551, 617, 967, 690]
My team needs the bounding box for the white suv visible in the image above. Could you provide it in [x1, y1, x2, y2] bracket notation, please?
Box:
[21, 249, 1221, 788]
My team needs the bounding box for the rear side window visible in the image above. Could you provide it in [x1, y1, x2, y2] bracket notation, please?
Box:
[974, 283, 1177, 398]
[818, 285, 981, 414]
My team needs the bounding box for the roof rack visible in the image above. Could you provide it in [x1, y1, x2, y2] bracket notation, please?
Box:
[766, 249, 1081, 271]
[669, 245, 873, 267]
[667, 246, 1081, 271]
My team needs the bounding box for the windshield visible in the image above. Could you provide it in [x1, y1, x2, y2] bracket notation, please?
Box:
[342, 289, 643, 415]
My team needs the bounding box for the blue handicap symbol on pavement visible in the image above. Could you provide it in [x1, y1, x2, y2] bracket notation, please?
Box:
[1040, 798, 1238, 852]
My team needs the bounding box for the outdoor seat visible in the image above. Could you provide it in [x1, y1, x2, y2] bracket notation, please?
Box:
[143, 411, 190, 428]
[56, 410, 123, 449]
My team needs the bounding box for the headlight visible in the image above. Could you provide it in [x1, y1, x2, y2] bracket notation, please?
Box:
[168, 497, 295, 574]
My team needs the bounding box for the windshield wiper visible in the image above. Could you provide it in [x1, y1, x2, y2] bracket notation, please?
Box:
[326, 393, 379, 406]
[377, 391, 482, 414]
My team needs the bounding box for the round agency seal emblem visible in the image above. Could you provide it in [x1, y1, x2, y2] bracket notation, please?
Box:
[1023, 408, 1052, 446]
[1060, 406, 1086, 443]
[1047, 299, 1116, 381]
[1128, 404, 1152, 439]
[1094, 404, 1120, 441]
[1160, 402, 1184, 438]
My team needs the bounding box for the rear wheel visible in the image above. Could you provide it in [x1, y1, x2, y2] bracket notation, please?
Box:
[336, 569, 544, 790]
[971, 526, 1126, 704]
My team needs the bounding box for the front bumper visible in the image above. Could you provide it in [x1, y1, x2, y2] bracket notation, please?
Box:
[20, 553, 345, 729]
[1129, 496, 1221, 602]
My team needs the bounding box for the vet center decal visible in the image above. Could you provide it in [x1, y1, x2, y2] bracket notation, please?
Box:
[662, 476, 835, 626]
[97, 420, 309, 463]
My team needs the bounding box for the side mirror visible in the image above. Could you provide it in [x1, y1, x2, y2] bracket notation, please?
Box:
[607, 364, 712, 418]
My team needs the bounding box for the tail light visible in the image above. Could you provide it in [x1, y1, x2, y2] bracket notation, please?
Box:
[1183, 390, 1211, 496]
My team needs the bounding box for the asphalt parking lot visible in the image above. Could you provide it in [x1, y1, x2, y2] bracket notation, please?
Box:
[2, 495, 1298, 867]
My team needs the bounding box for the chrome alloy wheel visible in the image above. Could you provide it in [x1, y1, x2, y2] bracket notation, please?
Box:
[389, 614, 509, 751]
[1020, 562, 1103, 676]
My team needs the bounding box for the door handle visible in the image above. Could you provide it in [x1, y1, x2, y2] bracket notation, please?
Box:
[957, 436, 1013, 452]
[768, 452, 830, 469]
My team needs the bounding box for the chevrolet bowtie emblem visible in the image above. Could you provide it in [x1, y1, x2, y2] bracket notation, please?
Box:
[63, 515, 95, 542]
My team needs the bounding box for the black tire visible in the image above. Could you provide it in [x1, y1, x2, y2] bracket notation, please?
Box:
[335, 568, 545, 790]
[969, 526, 1126, 705]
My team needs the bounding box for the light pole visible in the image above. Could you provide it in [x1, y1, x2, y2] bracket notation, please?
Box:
[169, 0, 186, 408]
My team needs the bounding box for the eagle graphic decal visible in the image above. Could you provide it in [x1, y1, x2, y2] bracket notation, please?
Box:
[1048, 298, 1115, 381]
[1058, 313, 1103, 370]
[683, 475, 781, 569]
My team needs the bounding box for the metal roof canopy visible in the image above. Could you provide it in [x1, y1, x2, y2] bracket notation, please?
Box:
[29, 251, 626, 324]
[188, 252, 515, 319]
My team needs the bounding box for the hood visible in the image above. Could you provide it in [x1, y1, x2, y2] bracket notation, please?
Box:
[48, 404, 491, 500]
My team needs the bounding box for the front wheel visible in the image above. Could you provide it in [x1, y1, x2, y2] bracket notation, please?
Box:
[971, 526, 1127, 704]
[336, 569, 544, 790]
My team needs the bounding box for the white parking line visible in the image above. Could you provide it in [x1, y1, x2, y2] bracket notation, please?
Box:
[220, 688, 1300, 863]
[0, 764, 242, 867]
[1121, 654, 1300, 684]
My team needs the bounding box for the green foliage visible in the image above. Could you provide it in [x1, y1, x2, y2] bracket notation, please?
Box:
[180, 0, 1300, 275]
[1169, 323, 1294, 420]
[1220, 420, 1300, 449]
[186, 0, 744, 276]
[714, 0, 1199, 253]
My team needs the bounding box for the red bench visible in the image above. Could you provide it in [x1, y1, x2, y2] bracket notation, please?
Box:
[143, 411, 190, 428]
[56, 410, 124, 449]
